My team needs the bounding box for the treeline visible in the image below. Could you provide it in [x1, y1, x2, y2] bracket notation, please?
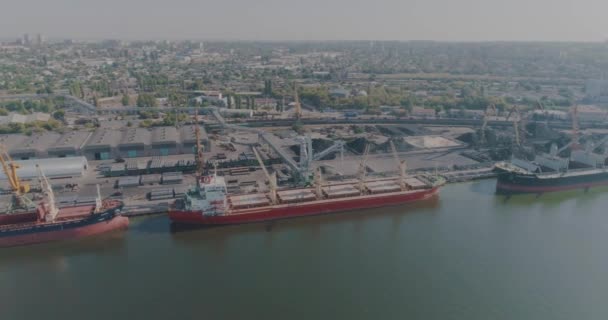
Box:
[0, 119, 63, 135]
[0, 97, 65, 114]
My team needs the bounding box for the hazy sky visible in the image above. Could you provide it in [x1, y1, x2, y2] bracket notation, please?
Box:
[1, 0, 606, 41]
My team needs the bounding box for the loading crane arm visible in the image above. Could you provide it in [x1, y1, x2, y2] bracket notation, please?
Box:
[389, 139, 407, 191]
[0, 144, 29, 195]
[357, 144, 371, 194]
[252, 146, 277, 204]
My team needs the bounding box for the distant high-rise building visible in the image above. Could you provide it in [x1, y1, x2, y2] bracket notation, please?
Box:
[23, 33, 30, 45]
[35, 33, 44, 46]
[585, 79, 608, 103]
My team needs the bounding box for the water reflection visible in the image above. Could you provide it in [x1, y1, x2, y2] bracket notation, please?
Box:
[169, 196, 440, 249]
[0, 231, 128, 268]
[495, 186, 608, 209]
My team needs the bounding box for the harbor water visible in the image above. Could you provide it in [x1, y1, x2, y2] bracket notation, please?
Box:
[2, 179, 608, 320]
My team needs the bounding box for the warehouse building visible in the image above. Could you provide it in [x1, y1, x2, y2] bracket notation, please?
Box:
[10, 132, 61, 160]
[0, 125, 208, 161]
[118, 128, 150, 158]
[47, 130, 92, 158]
[180, 125, 210, 154]
[82, 129, 122, 160]
[151, 126, 179, 156]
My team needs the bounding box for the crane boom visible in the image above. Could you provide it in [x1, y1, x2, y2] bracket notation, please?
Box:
[252, 146, 277, 204]
[357, 144, 371, 194]
[194, 110, 204, 175]
[0, 144, 29, 195]
[293, 81, 302, 120]
[480, 104, 497, 144]
[36, 164, 58, 221]
[571, 105, 580, 149]
[389, 140, 407, 191]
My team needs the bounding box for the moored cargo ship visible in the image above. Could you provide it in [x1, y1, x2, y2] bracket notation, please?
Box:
[169, 173, 444, 225]
[0, 169, 128, 247]
[495, 141, 608, 194]
[0, 201, 128, 248]
[170, 112, 444, 226]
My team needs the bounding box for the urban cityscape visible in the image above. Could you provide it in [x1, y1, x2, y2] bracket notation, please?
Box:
[4, 2, 608, 319]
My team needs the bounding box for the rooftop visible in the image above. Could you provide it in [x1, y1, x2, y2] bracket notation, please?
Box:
[84, 128, 123, 149]
[151, 126, 179, 145]
[48, 130, 92, 151]
[119, 128, 151, 147]
[180, 125, 208, 144]
[12, 132, 61, 153]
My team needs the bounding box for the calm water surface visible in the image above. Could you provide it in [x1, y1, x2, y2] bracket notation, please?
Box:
[2, 179, 608, 320]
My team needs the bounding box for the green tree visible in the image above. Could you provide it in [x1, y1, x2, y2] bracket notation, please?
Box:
[137, 94, 157, 108]
[121, 94, 130, 106]
[53, 110, 65, 121]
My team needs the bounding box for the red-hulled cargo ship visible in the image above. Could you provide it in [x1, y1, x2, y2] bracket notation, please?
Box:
[0, 178, 128, 248]
[169, 173, 444, 225]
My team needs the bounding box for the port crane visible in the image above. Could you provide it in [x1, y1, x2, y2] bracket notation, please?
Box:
[480, 104, 497, 145]
[36, 164, 58, 222]
[570, 105, 580, 150]
[293, 81, 302, 120]
[389, 139, 408, 191]
[0, 144, 33, 211]
[252, 146, 278, 205]
[536, 100, 550, 123]
[357, 144, 371, 195]
[193, 110, 205, 175]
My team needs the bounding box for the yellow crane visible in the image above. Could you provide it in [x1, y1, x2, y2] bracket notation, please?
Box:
[0, 144, 34, 211]
[0, 144, 30, 195]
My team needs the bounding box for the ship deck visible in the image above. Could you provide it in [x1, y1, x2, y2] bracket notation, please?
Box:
[224, 176, 435, 215]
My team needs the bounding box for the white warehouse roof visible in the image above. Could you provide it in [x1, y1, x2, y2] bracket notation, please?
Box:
[0, 156, 88, 181]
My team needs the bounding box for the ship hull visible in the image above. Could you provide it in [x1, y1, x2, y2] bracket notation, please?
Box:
[0, 211, 37, 226]
[0, 206, 129, 248]
[496, 170, 608, 194]
[169, 186, 440, 225]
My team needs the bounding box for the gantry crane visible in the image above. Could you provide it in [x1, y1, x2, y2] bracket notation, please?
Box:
[252, 146, 278, 205]
[389, 139, 408, 191]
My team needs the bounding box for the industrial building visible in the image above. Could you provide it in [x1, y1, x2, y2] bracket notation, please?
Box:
[0, 125, 209, 161]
